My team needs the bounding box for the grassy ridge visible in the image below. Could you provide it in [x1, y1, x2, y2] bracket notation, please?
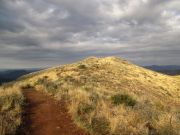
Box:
[21, 57, 180, 135]
[1, 56, 179, 135]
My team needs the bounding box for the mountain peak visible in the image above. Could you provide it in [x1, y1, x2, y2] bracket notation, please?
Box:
[80, 56, 129, 66]
[100, 56, 128, 64]
[8, 56, 180, 135]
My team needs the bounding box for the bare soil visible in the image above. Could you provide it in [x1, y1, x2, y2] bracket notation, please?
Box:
[20, 89, 89, 135]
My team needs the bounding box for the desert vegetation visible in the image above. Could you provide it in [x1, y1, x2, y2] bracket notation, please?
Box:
[21, 57, 180, 135]
[1, 56, 179, 135]
[111, 93, 136, 107]
[0, 84, 24, 135]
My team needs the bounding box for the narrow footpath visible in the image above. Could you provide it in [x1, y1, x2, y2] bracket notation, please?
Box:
[21, 89, 88, 135]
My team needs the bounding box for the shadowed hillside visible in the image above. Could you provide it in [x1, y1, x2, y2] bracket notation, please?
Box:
[0, 69, 41, 85]
[0, 56, 180, 135]
[145, 65, 180, 75]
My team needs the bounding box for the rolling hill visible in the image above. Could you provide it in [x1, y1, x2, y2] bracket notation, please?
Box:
[145, 65, 180, 75]
[0, 69, 41, 85]
[0, 56, 180, 135]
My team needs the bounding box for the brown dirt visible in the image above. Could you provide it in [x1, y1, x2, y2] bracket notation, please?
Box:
[20, 89, 89, 135]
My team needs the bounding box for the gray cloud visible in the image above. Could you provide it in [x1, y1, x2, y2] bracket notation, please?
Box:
[0, 0, 180, 68]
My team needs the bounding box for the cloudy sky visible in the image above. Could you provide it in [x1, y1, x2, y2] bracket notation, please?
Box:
[0, 0, 180, 68]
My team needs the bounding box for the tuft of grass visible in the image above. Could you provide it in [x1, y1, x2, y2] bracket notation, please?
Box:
[111, 94, 137, 107]
[77, 103, 94, 116]
[21, 84, 34, 89]
[0, 86, 24, 135]
[35, 77, 59, 95]
[91, 117, 110, 135]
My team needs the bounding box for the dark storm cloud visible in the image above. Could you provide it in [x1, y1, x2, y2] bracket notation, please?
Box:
[0, 0, 180, 68]
[0, 0, 25, 32]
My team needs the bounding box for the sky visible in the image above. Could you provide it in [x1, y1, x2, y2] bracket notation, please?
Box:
[0, 0, 180, 69]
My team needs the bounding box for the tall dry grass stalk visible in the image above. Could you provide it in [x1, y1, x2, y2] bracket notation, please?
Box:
[0, 84, 24, 135]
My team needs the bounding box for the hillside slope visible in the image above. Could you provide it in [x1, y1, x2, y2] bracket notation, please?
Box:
[2, 56, 180, 135]
[22, 56, 180, 102]
[19, 56, 180, 135]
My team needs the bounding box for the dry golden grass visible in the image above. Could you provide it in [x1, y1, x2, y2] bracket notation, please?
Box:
[17, 56, 180, 135]
[0, 83, 24, 135]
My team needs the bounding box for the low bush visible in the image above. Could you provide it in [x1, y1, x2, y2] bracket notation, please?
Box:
[64, 76, 76, 83]
[77, 103, 94, 116]
[21, 84, 34, 89]
[111, 94, 136, 107]
[36, 77, 48, 85]
[36, 77, 59, 95]
[91, 117, 110, 135]
[76, 102, 95, 126]
[78, 64, 87, 69]
[45, 81, 59, 95]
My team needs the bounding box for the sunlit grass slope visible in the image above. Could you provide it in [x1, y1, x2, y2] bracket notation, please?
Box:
[17, 57, 180, 134]
[0, 83, 24, 135]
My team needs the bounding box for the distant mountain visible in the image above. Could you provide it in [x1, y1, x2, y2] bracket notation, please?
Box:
[145, 65, 180, 75]
[0, 69, 41, 84]
[145, 65, 180, 70]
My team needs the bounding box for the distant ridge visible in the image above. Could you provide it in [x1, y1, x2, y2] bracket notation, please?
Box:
[145, 65, 180, 70]
[145, 65, 180, 75]
[0, 68, 42, 84]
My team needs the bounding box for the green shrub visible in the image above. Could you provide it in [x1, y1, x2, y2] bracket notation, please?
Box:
[45, 81, 59, 95]
[36, 77, 59, 95]
[64, 76, 76, 82]
[91, 117, 110, 135]
[76, 103, 95, 124]
[111, 94, 136, 107]
[36, 77, 49, 85]
[77, 103, 94, 116]
[21, 84, 33, 89]
[89, 93, 99, 103]
[78, 64, 87, 69]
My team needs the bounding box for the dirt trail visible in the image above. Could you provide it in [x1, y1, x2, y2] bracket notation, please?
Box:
[21, 89, 88, 135]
